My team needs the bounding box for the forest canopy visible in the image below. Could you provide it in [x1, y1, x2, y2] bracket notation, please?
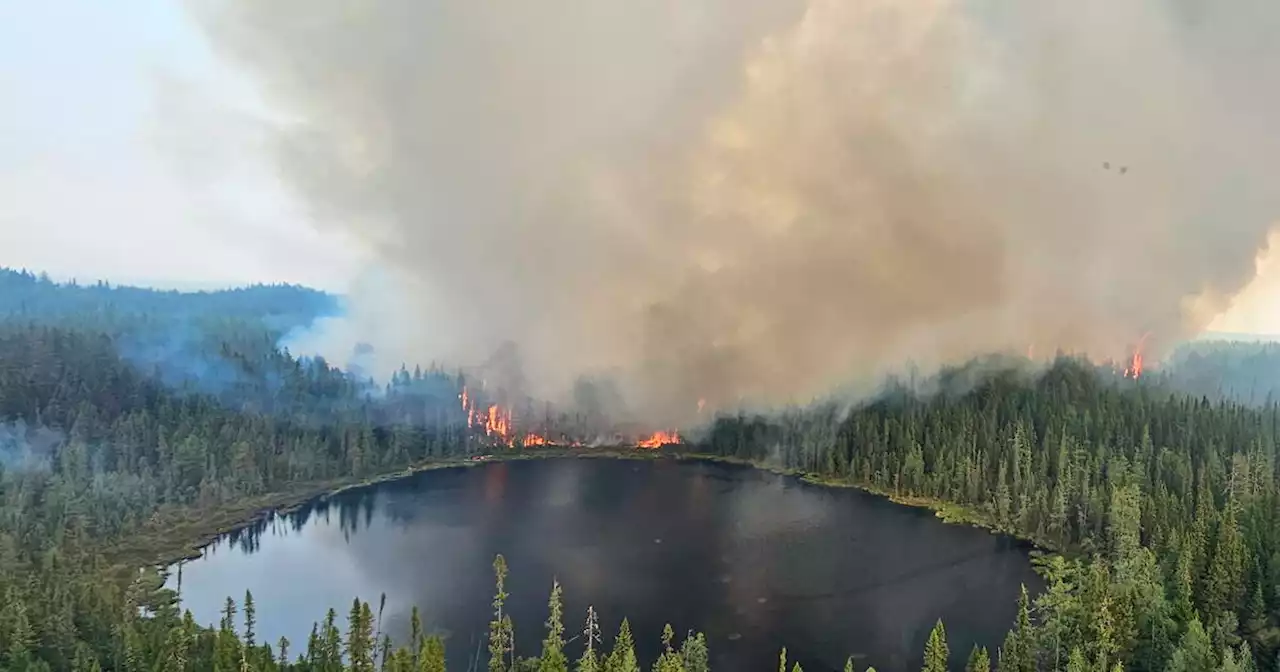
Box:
[4, 269, 1280, 670]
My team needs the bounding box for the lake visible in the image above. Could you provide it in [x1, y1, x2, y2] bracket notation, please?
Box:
[167, 458, 1042, 671]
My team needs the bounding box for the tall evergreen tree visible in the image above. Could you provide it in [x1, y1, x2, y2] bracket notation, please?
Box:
[965, 646, 990, 672]
[680, 632, 708, 672]
[490, 555, 513, 672]
[923, 620, 948, 672]
[604, 619, 638, 672]
[577, 607, 602, 672]
[653, 624, 686, 672]
[539, 580, 568, 672]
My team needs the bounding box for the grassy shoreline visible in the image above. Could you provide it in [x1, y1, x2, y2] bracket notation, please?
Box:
[123, 446, 1050, 582]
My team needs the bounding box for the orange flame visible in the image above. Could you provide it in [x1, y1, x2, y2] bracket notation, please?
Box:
[1123, 332, 1152, 379]
[485, 405, 512, 439]
[637, 430, 681, 449]
[697, 398, 707, 415]
[521, 433, 550, 447]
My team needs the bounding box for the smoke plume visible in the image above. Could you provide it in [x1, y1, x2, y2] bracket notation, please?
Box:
[187, 0, 1280, 424]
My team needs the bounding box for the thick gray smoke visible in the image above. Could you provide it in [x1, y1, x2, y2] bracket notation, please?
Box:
[188, 0, 1280, 424]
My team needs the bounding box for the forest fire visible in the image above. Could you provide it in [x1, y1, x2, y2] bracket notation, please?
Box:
[637, 430, 682, 449]
[462, 384, 682, 450]
[486, 405, 512, 438]
[1123, 333, 1152, 379]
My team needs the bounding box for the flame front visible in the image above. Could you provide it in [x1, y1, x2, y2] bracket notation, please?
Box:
[637, 430, 682, 449]
[486, 405, 512, 439]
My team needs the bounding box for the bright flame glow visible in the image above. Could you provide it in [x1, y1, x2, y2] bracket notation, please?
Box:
[637, 430, 682, 449]
[1123, 332, 1152, 379]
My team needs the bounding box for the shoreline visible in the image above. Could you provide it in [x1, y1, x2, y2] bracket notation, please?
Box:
[126, 446, 1053, 583]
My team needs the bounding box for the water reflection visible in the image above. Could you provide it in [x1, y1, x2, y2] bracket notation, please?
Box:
[169, 459, 1041, 672]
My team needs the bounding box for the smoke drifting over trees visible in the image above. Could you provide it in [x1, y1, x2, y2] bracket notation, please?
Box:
[187, 0, 1280, 424]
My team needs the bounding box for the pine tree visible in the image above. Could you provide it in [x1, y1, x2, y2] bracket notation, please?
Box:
[411, 606, 424, 665]
[1165, 616, 1212, 672]
[490, 555, 513, 672]
[604, 619, 638, 672]
[680, 632, 708, 672]
[1171, 537, 1197, 626]
[539, 580, 568, 672]
[1064, 648, 1086, 672]
[577, 607, 601, 672]
[420, 635, 446, 672]
[1239, 643, 1257, 672]
[965, 646, 990, 672]
[923, 620, 948, 672]
[653, 624, 686, 672]
[347, 599, 376, 672]
[1206, 504, 1245, 616]
[243, 590, 257, 648]
[996, 586, 1035, 672]
[1, 588, 33, 665]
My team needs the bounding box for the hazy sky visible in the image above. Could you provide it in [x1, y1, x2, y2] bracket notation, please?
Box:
[1, 0, 1278, 336]
[0, 0, 364, 291]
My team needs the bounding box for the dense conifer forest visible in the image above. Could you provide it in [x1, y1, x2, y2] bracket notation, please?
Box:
[4, 266, 1280, 671]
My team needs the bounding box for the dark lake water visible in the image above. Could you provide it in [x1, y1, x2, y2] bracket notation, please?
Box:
[167, 458, 1042, 671]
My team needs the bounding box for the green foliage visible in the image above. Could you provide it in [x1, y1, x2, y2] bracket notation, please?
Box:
[1166, 616, 1213, 672]
[420, 636, 446, 672]
[9, 274, 1280, 672]
[965, 646, 990, 672]
[604, 619, 639, 672]
[577, 607, 602, 672]
[652, 624, 685, 672]
[922, 620, 948, 672]
[540, 581, 569, 672]
[679, 632, 708, 672]
[491, 555, 514, 672]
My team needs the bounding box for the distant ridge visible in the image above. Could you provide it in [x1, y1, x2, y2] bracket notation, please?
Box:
[1194, 330, 1280, 343]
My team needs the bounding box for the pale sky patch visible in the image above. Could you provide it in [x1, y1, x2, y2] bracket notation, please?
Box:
[0, 0, 364, 291]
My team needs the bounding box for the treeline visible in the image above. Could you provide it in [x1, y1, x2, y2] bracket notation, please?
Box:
[30, 552, 904, 672]
[0, 268, 336, 331]
[0, 267, 342, 399]
[7, 270, 1280, 670]
[702, 356, 1280, 670]
[1160, 340, 1280, 407]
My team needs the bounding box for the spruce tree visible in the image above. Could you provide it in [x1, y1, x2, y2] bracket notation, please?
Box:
[1064, 648, 1086, 672]
[577, 607, 601, 672]
[539, 580, 568, 672]
[1165, 616, 1212, 672]
[680, 632, 708, 672]
[965, 646, 990, 672]
[923, 620, 948, 672]
[420, 635, 446, 672]
[604, 619, 638, 672]
[346, 599, 376, 672]
[490, 555, 513, 672]
[243, 590, 257, 649]
[411, 607, 424, 667]
[653, 624, 685, 672]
